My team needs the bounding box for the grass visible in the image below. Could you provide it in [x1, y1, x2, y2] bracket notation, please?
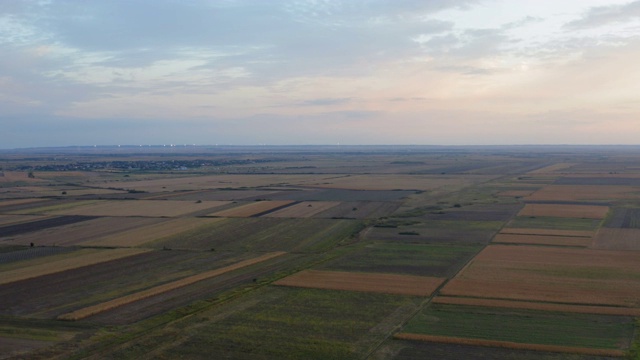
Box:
[506, 216, 601, 231]
[402, 303, 635, 350]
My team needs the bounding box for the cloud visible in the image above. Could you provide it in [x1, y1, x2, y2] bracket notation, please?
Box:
[565, 0, 640, 29]
[296, 98, 352, 106]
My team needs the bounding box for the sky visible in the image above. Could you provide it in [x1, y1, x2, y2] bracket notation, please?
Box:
[1, 0, 640, 148]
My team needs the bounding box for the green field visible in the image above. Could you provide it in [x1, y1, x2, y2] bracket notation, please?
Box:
[95, 287, 422, 360]
[402, 303, 635, 350]
[320, 243, 482, 277]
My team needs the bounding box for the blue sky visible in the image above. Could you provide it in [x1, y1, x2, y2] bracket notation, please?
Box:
[1, 0, 639, 148]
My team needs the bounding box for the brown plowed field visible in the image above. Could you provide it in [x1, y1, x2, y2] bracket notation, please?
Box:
[432, 297, 640, 316]
[393, 334, 625, 357]
[58, 251, 286, 320]
[274, 270, 444, 296]
[0, 248, 151, 285]
[518, 204, 609, 219]
[593, 228, 640, 250]
[500, 228, 594, 237]
[262, 201, 340, 218]
[208, 200, 294, 217]
[526, 185, 640, 201]
[2, 217, 164, 246]
[440, 245, 640, 308]
[0, 214, 50, 227]
[49, 200, 230, 217]
[492, 234, 592, 247]
[82, 217, 221, 247]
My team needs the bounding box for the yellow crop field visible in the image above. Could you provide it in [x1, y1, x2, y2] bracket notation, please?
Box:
[57, 251, 286, 320]
[48, 200, 230, 217]
[83, 217, 221, 247]
[274, 270, 445, 296]
[517, 204, 609, 219]
[209, 201, 294, 217]
[263, 201, 340, 218]
[0, 248, 151, 285]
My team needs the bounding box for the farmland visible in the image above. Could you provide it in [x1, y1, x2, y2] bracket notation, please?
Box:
[1, 145, 640, 359]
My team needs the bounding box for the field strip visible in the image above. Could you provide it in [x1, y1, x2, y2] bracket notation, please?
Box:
[0, 248, 151, 285]
[0, 198, 52, 207]
[517, 204, 609, 219]
[393, 333, 626, 357]
[273, 270, 445, 296]
[208, 201, 294, 217]
[492, 234, 592, 247]
[500, 228, 593, 238]
[262, 201, 340, 218]
[57, 251, 287, 321]
[432, 296, 640, 316]
[527, 163, 576, 174]
[82, 217, 219, 247]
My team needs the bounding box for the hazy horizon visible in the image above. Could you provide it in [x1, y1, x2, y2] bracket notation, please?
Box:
[2, 0, 639, 148]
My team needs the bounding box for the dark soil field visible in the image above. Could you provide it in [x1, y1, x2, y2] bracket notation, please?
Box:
[314, 201, 401, 219]
[0, 215, 97, 237]
[555, 177, 640, 186]
[604, 207, 640, 228]
[319, 243, 482, 277]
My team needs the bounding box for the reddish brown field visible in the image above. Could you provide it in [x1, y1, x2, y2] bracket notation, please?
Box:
[262, 201, 340, 218]
[593, 228, 640, 250]
[492, 234, 592, 247]
[393, 333, 625, 357]
[526, 185, 640, 201]
[208, 200, 294, 217]
[440, 245, 640, 308]
[500, 228, 594, 238]
[274, 270, 445, 296]
[517, 204, 609, 219]
[432, 296, 640, 316]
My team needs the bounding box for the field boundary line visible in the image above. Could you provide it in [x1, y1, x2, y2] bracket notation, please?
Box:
[57, 251, 287, 321]
[394, 333, 626, 357]
[432, 296, 640, 316]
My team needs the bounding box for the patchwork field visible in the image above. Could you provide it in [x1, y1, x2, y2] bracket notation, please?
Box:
[274, 269, 445, 296]
[441, 245, 640, 308]
[2, 147, 640, 359]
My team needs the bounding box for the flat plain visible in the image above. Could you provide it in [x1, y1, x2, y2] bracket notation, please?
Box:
[1, 145, 639, 359]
